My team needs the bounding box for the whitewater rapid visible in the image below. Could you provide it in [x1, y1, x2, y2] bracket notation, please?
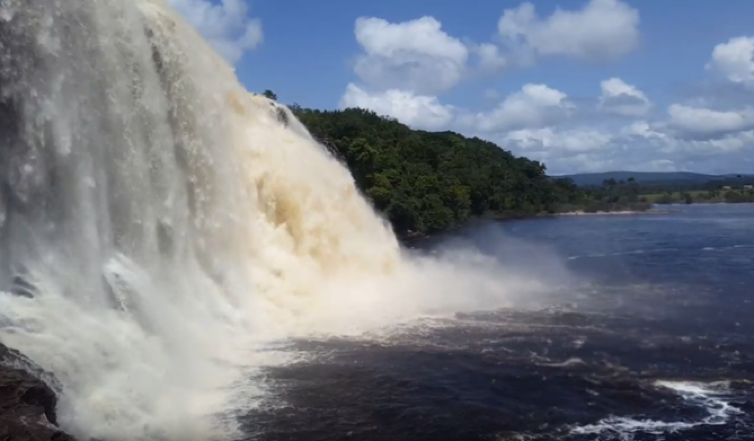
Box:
[0, 0, 542, 439]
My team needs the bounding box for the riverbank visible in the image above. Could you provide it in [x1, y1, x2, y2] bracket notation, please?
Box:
[655, 200, 754, 206]
[396, 206, 663, 247]
[546, 209, 674, 217]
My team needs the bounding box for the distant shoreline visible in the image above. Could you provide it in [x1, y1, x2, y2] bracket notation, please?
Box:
[655, 201, 754, 206]
[546, 209, 674, 217]
[397, 207, 671, 246]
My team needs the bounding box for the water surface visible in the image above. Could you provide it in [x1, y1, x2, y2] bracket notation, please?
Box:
[243, 204, 754, 441]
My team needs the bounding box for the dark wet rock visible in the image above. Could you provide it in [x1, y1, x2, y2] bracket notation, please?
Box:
[10, 274, 36, 298]
[0, 343, 78, 441]
[275, 106, 289, 127]
[311, 135, 346, 164]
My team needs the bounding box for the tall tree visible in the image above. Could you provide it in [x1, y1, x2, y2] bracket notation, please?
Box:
[262, 89, 277, 101]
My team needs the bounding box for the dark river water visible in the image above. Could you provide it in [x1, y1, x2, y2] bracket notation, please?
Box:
[242, 204, 754, 441]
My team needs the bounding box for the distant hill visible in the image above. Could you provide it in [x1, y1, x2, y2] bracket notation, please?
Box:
[557, 171, 752, 187]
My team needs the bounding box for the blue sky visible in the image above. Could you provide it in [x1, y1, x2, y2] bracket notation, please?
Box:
[167, 0, 754, 175]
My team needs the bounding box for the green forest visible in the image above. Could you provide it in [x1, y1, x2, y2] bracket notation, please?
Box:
[577, 175, 754, 205]
[281, 101, 650, 238]
[641, 187, 754, 205]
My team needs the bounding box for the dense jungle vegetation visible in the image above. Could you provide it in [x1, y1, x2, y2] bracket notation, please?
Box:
[281, 100, 650, 237]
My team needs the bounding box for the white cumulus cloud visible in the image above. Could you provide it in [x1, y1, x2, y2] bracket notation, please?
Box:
[598, 77, 652, 116]
[667, 104, 754, 139]
[339, 83, 455, 131]
[353, 16, 469, 95]
[504, 127, 612, 154]
[472, 43, 507, 72]
[497, 0, 640, 62]
[706, 36, 754, 85]
[510, 123, 754, 175]
[166, 0, 263, 64]
[461, 84, 573, 133]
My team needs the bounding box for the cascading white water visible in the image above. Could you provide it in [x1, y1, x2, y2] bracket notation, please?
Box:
[0, 0, 548, 440]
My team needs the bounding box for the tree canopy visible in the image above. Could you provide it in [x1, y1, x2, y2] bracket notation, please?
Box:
[288, 106, 644, 237]
[262, 89, 278, 101]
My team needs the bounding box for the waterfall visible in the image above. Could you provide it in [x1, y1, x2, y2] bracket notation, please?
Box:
[0, 1, 530, 439]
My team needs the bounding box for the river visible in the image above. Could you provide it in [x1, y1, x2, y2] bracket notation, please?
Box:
[242, 204, 754, 441]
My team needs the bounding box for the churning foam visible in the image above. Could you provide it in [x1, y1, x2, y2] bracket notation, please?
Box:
[0, 0, 535, 439]
[570, 380, 743, 440]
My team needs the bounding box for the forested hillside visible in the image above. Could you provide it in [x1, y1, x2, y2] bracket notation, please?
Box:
[289, 105, 648, 237]
[563, 171, 754, 187]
